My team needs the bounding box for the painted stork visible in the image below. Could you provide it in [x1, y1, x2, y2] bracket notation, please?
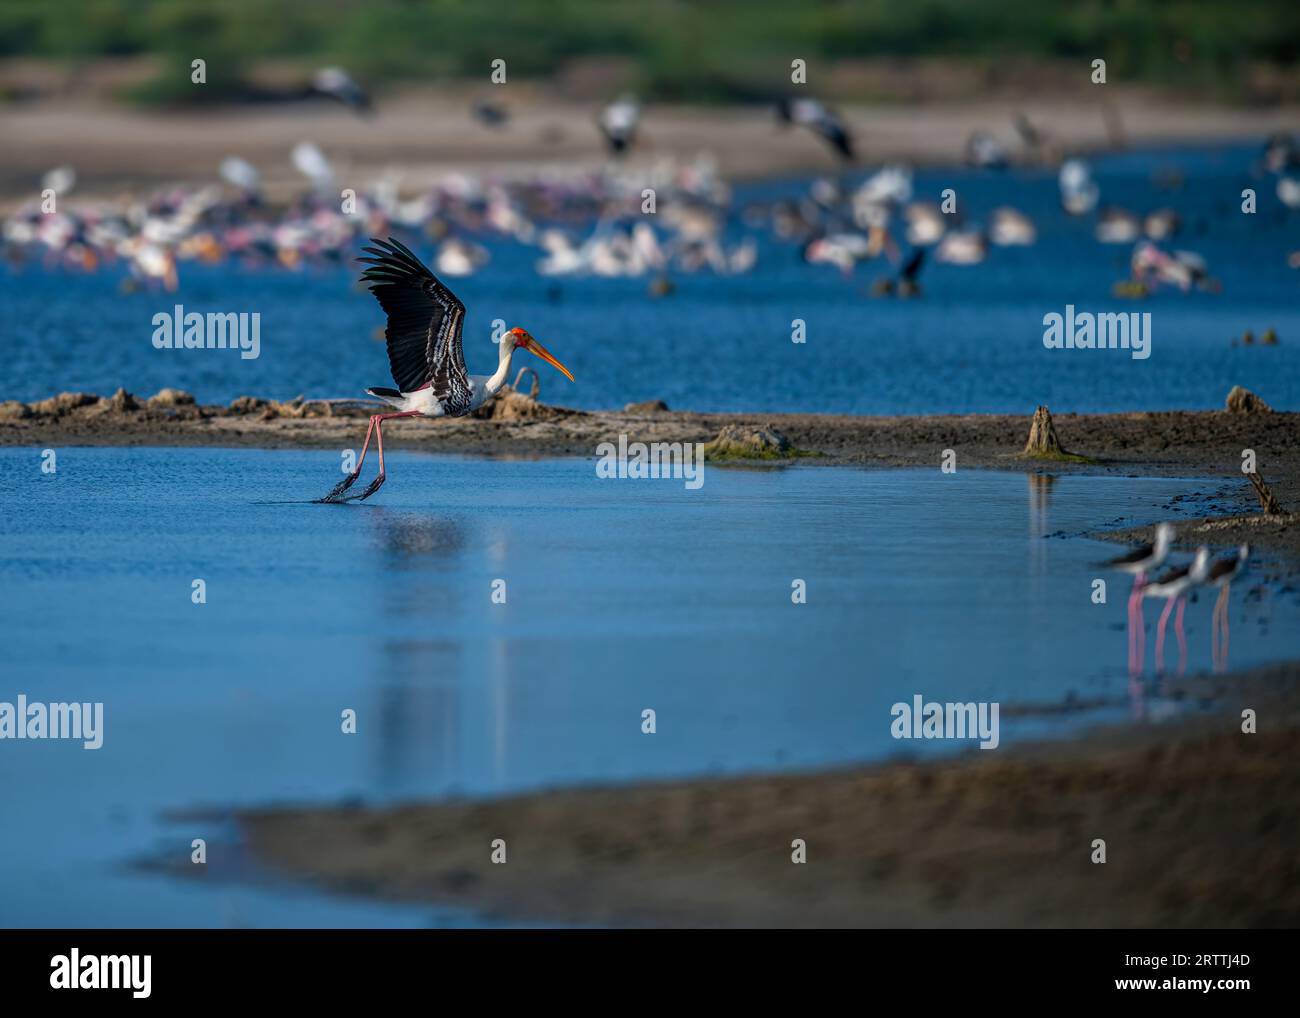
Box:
[317, 237, 575, 503]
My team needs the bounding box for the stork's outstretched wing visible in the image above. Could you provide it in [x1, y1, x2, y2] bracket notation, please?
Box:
[359, 237, 472, 414]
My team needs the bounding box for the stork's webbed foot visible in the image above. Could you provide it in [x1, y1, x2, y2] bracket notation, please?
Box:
[352, 472, 386, 502]
[315, 471, 361, 503]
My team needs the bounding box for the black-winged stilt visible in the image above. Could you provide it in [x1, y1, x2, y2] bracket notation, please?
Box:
[1142, 546, 1211, 675]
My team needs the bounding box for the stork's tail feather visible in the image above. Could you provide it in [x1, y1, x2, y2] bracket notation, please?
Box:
[366, 386, 406, 409]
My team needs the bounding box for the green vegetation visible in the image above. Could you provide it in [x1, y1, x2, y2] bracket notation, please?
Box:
[1, 0, 1297, 104]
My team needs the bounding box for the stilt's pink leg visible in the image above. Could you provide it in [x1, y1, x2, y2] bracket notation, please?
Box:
[1155, 598, 1175, 674]
[1175, 597, 1187, 675]
[1134, 593, 1146, 672]
[1220, 584, 1231, 670]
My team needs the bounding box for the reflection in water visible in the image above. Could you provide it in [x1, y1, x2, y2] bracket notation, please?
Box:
[367, 512, 472, 793]
[1212, 584, 1233, 673]
[372, 511, 468, 569]
[1024, 473, 1055, 600]
[374, 641, 463, 793]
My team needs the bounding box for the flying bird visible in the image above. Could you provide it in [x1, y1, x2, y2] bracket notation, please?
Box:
[776, 97, 854, 162]
[318, 238, 575, 503]
[312, 67, 371, 115]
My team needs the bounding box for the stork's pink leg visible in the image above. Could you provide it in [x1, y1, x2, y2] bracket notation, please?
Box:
[352, 411, 420, 502]
[317, 415, 378, 502]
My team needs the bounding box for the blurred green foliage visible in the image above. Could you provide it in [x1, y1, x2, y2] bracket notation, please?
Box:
[1, 0, 1296, 103]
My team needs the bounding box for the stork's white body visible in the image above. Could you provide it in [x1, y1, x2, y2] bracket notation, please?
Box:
[368, 337, 518, 416]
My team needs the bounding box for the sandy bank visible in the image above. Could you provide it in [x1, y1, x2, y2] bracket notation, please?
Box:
[3, 94, 1299, 207]
[232, 661, 1300, 928]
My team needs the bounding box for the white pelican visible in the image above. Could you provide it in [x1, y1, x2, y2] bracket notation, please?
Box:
[989, 207, 1036, 246]
[292, 142, 335, 194]
[1059, 159, 1099, 216]
[318, 237, 575, 503]
[904, 202, 945, 246]
[935, 229, 986, 265]
[1096, 207, 1141, 244]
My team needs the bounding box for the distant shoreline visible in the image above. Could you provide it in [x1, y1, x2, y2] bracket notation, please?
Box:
[3, 95, 1298, 210]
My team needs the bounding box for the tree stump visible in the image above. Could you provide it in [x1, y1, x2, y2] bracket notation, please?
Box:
[1226, 386, 1272, 413]
[1248, 472, 1285, 516]
[1023, 406, 1066, 456]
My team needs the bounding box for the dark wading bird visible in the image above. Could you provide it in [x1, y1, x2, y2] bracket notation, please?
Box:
[317, 238, 575, 503]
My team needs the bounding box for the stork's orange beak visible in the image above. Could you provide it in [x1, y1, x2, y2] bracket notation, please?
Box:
[523, 336, 575, 381]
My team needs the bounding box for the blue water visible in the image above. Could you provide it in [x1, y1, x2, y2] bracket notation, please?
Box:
[0, 447, 1296, 926]
[2, 143, 1297, 413]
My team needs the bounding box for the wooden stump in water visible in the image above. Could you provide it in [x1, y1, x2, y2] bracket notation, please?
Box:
[1248, 472, 1285, 516]
[1023, 406, 1066, 456]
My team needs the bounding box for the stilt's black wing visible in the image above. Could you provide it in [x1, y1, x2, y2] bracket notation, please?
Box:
[358, 237, 473, 414]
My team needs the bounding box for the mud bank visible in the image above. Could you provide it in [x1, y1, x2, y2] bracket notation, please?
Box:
[232, 661, 1300, 928]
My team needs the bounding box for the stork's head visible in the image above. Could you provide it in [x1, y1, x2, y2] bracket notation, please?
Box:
[505, 327, 575, 381]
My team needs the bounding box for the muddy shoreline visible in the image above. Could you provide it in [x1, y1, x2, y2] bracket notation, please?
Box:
[232, 661, 1300, 928]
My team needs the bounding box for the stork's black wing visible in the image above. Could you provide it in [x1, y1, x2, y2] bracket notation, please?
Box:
[358, 237, 472, 414]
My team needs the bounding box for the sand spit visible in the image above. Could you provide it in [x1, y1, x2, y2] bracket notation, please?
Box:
[232, 661, 1300, 928]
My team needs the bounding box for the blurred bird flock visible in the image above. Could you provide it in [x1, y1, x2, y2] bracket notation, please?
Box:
[3, 0, 1300, 298]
